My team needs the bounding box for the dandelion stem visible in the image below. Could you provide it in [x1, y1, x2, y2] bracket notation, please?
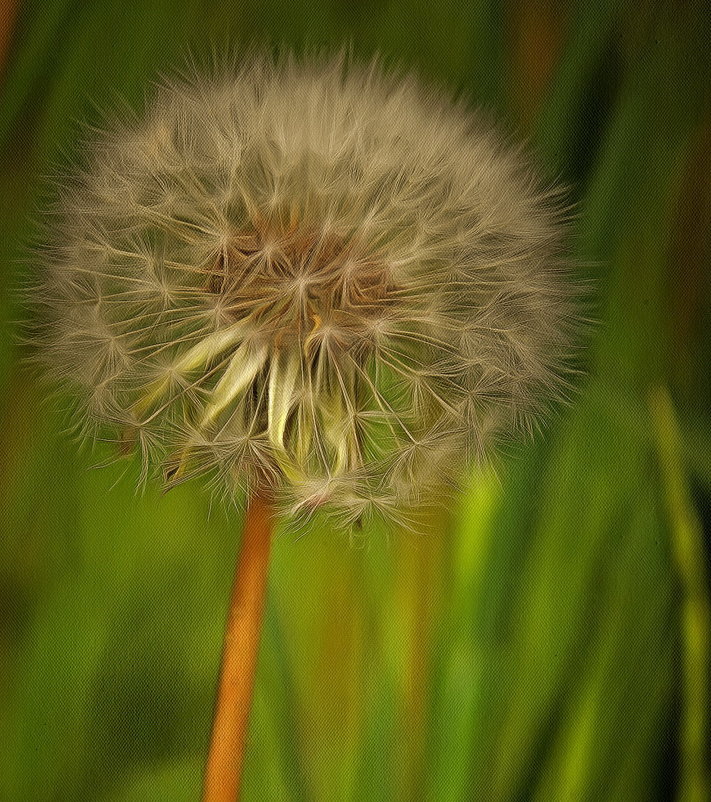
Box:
[202, 493, 274, 802]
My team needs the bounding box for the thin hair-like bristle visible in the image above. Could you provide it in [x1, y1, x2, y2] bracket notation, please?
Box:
[30, 51, 585, 531]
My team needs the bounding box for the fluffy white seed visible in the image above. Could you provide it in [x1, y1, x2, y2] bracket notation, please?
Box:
[34, 53, 581, 527]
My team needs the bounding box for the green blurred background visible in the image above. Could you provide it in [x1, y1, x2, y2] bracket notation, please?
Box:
[1, 1, 709, 800]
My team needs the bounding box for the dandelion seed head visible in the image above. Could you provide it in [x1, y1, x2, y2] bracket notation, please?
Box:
[34, 52, 581, 528]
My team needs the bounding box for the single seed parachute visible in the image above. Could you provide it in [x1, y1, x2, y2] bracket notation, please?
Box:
[34, 53, 581, 528]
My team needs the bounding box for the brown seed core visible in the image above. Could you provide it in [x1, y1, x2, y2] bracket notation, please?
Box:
[205, 219, 397, 346]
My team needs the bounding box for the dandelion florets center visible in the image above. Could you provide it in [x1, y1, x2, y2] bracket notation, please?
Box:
[204, 218, 398, 348]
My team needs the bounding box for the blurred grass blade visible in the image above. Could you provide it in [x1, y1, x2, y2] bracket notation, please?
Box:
[650, 386, 710, 802]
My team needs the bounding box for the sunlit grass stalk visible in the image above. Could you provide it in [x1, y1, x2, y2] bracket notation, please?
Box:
[202, 492, 274, 802]
[649, 385, 710, 802]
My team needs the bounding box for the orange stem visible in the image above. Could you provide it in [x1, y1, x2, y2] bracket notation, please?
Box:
[202, 493, 274, 802]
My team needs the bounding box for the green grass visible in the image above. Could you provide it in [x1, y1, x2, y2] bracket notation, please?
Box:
[0, 2, 709, 800]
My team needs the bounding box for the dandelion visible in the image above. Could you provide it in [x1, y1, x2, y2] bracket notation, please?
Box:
[36, 53, 578, 527]
[32, 52, 581, 800]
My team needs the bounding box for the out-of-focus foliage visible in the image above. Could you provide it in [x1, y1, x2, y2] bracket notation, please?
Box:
[0, 2, 709, 800]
